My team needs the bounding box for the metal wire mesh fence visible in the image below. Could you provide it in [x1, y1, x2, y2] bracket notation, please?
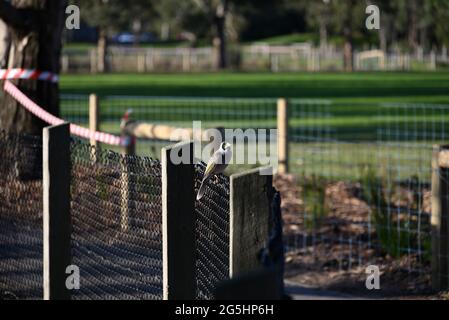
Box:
[283, 100, 449, 280]
[60, 95, 278, 165]
[5, 90, 449, 298]
[0, 132, 237, 300]
[194, 162, 230, 300]
[70, 140, 163, 300]
[60, 94, 89, 125]
[58, 93, 448, 279]
[0, 131, 43, 300]
[376, 103, 441, 266]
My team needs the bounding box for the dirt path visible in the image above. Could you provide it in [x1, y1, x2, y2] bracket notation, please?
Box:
[285, 280, 365, 300]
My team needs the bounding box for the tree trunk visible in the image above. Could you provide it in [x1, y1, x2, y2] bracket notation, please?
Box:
[319, 20, 328, 52]
[0, 19, 10, 68]
[161, 22, 170, 41]
[214, 0, 227, 69]
[407, 1, 418, 52]
[97, 27, 108, 73]
[0, 0, 67, 136]
[380, 24, 387, 53]
[343, 0, 355, 72]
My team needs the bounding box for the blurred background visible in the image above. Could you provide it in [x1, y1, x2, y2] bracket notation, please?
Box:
[63, 0, 449, 73]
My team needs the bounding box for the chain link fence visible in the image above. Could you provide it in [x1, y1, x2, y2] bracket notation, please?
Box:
[4, 93, 449, 297]
[0, 133, 244, 300]
[70, 140, 163, 300]
[194, 162, 230, 300]
[58, 93, 449, 282]
[0, 131, 43, 300]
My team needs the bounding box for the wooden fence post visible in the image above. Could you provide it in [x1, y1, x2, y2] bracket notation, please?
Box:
[120, 127, 136, 232]
[43, 123, 71, 300]
[230, 167, 273, 278]
[277, 98, 289, 174]
[89, 94, 99, 149]
[89, 94, 99, 163]
[432, 145, 449, 291]
[162, 141, 196, 300]
[214, 268, 281, 300]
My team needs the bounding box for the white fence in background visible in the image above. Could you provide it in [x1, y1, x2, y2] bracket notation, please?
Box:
[61, 44, 449, 73]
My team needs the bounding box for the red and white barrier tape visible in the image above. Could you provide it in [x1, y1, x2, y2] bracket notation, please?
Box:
[4, 80, 122, 146]
[0, 69, 59, 83]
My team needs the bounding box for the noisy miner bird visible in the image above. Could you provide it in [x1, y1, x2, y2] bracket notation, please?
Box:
[197, 142, 232, 200]
[120, 109, 135, 132]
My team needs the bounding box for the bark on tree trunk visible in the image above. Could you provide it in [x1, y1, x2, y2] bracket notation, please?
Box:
[407, 1, 418, 52]
[0, 0, 67, 136]
[97, 28, 108, 73]
[380, 26, 387, 53]
[161, 22, 170, 41]
[214, 0, 227, 69]
[0, 19, 10, 68]
[343, 0, 355, 72]
[319, 21, 328, 51]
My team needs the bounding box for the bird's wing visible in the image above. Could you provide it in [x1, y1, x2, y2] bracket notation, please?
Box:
[203, 150, 224, 181]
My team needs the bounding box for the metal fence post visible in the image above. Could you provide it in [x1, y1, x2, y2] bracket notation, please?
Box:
[277, 98, 289, 174]
[432, 145, 449, 291]
[229, 167, 273, 278]
[162, 141, 196, 300]
[43, 123, 72, 300]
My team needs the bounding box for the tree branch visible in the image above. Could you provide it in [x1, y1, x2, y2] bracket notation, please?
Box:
[0, 0, 39, 31]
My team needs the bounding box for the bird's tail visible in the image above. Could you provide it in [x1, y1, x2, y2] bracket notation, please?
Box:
[197, 180, 207, 200]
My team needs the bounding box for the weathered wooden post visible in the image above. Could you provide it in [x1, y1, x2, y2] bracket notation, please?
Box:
[89, 94, 99, 163]
[432, 145, 449, 291]
[43, 123, 71, 300]
[229, 167, 273, 277]
[89, 94, 99, 149]
[162, 141, 196, 300]
[430, 50, 437, 71]
[137, 53, 146, 73]
[224, 167, 283, 299]
[215, 268, 281, 300]
[120, 122, 136, 232]
[277, 98, 289, 174]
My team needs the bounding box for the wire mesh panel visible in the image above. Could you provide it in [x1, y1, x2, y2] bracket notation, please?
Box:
[286, 100, 376, 271]
[59, 94, 278, 163]
[70, 140, 163, 300]
[376, 103, 448, 269]
[285, 100, 448, 278]
[60, 94, 90, 125]
[0, 131, 43, 300]
[194, 162, 230, 300]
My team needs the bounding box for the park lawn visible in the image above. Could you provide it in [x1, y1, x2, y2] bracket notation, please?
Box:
[60, 72, 449, 104]
[59, 71, 446, 181]
[59, 72, 449, 143]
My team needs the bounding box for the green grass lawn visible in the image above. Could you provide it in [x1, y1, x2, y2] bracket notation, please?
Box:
[59, 72, 446, 183]
[60, 72, 449, 104]
[60, 72, 449, 142]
